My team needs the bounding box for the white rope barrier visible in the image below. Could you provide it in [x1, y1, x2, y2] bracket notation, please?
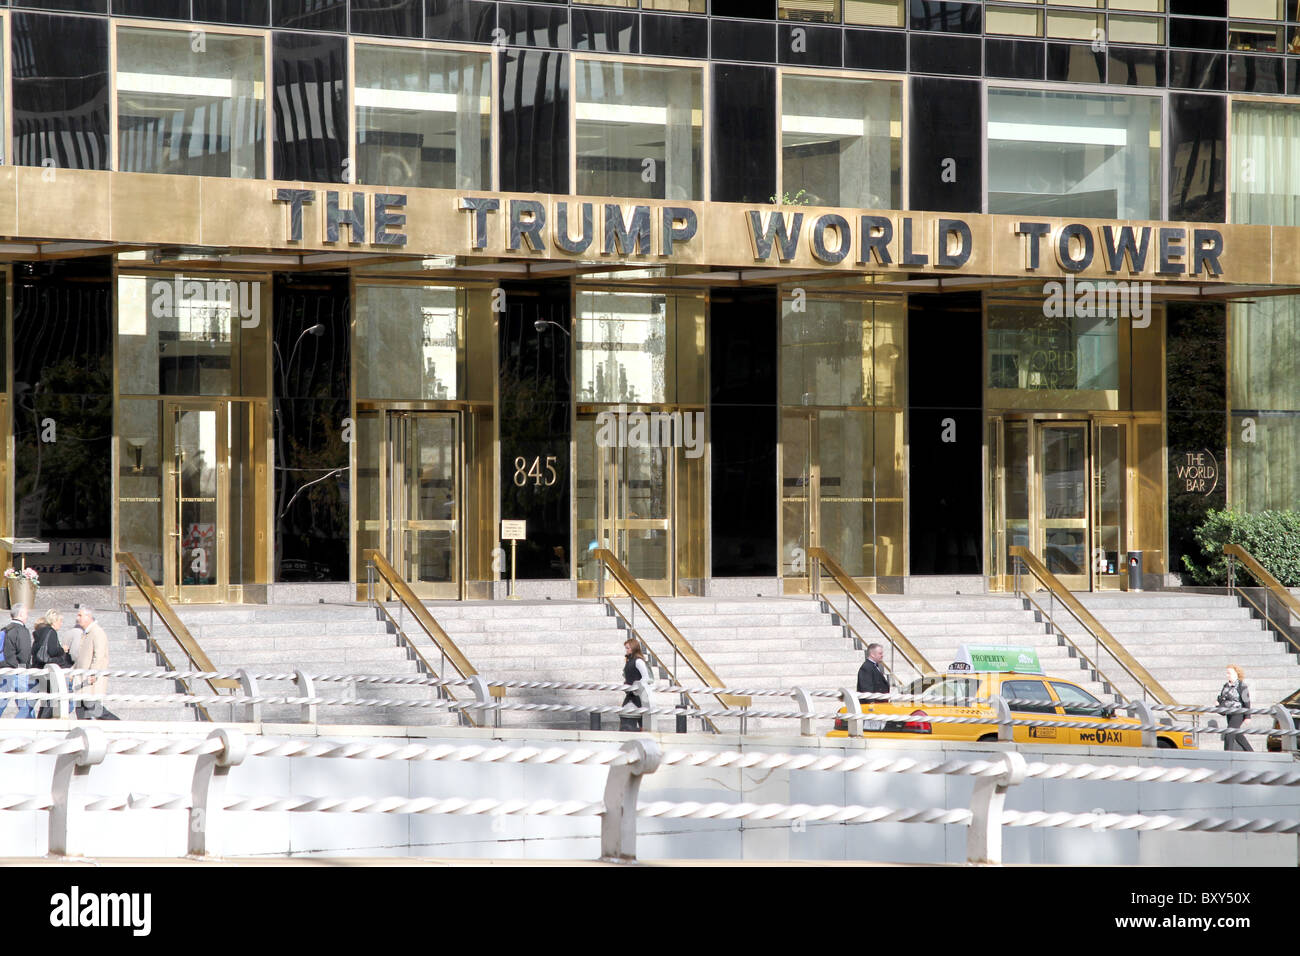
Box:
[1, 667, 1293, 725]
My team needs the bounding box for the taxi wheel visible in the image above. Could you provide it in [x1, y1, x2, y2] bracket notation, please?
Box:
[978, 734, 999, 743]
[1156, 737, 1176, 749]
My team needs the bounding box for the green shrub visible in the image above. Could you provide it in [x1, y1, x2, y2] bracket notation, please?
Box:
[1181, 509, 1300, 586]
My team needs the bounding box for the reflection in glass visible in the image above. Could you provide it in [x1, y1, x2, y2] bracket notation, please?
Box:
[355, 45, 490, 189]
[781, 75, 900, 208]
[575, 60, 703, 200]
[1231, 101, 1300, 225]
[13, 262, 113, 585]
[987, 88, 1161, 219]
[1229, 296, 1300, 511]
[780, 296, 903, 406]
[117, 275, 263, 396]
[117, 26, 266, 179]
[11, 13, 109, 169]
[119, 400, 163, 584]
[175, 408, 221, 587]
[576, 290, 705, 404]
[987, 301, 1119, 393]
[356, 284, 459, 400]
[1040, 424, 1087, 577]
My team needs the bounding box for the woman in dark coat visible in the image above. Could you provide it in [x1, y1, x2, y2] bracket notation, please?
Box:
[620, 639, 651, 732]
[1217, 664, 1253, 752]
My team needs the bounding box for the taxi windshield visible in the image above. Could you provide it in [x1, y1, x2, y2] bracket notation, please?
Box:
[917, 677, 981, 705]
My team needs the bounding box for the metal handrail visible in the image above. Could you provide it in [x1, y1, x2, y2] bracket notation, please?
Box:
[1008, 546, 1176, 706]
[1224, 543, 1300, 657]
[115, 551, 235, 720]
[601, 598, 721, 734]
[807, 547, 933, 684]
[592, 549, 750, 712]
[1017, 589, 1131, 704]
[363, 549, 502, 728]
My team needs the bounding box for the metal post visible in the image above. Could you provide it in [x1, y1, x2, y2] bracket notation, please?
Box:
[188, 728, 248, 857]
[49, 727, 108, 858]
[509, 539, 518, 600]
[1126, 700, 1157, 749]
[676, 693, 688, 734]
[966, 751, 1027, 865]
[792, 687, 815, 736]
[294, 668, 317, 724]
[236, 668, 261, 723]
[1270, 703, 1297, 754]
[469, 674, 492, 729]
[599, 737, 663, 862]
[44, 664, 71, 719]
[990, 694, 1013, 742]
[838, 686, 863, 737]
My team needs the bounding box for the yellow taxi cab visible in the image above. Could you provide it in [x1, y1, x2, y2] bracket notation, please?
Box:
[830, 644, 1195, 750]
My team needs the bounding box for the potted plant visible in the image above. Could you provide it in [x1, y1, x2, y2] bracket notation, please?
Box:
[5, 566, 39, 609]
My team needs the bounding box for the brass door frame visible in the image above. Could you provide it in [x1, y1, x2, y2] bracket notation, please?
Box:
[577, 409, 677, 597]
[990, 412, 1158, 592]
[384, 408, 463, 601]
[1091, 417, 1129, 591]
[1035, 420, 1092, 591]
[163, 400, 230, 604]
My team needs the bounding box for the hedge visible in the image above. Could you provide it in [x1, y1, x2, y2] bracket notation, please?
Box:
[1181, 509, 1300, 587]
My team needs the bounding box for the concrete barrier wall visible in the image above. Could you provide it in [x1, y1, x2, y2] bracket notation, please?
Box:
[0, 719, 1295, 864]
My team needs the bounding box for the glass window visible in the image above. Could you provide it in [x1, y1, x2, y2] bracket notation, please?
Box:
[576, 290, 705, 404]
[1229, 297, 1300, 511]
[987, 6, 1043, 36]
[987, 300, 1120, 394]
[355, 44, 491, 190]
[12, 12, 110, 169]
[1050, 681, 1107, 716]
[117, 26, 265, 179]
[1001, 679, 1058, 714]
[575, 60, 703, 201]
[845, 0, 903, 25]
[781, 295, 903, 406]
[1231, 101, 1300, 225]
[780, 0, 842, 20]
[987, 88, 1161, 220]
[355, 285, 460, 400]
[780, 74, 901, 209]
[920, 677, 980, 705]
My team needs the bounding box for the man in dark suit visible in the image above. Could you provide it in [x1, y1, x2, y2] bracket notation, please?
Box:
[857, 642, 890, 699]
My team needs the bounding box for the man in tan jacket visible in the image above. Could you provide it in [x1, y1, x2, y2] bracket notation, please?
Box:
[73, 606, 109, 719]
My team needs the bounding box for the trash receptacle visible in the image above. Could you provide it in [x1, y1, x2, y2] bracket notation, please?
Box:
[1126, 550, 1144, 592]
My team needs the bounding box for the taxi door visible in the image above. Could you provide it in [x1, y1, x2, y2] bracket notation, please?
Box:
[1049, 680, 1141, 748]
[999, 678, 1064, 745]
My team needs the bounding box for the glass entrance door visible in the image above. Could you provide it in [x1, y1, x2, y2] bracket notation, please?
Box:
[388, 411, 460, 599]
[1037, 422, 1090, 589]
[163, 402, 228, 603]
[576, 412, 675, 596]
[781, 409, 900, 593]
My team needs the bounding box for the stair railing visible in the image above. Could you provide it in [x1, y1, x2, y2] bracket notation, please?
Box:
[116, 551, 236, 721]
[1224, 543, 1300, 659]
[1009, 546, 1176, 706]
[807, 547, 933, 687]
[593, 549, 749, 732]
[364, 549, 503, 728]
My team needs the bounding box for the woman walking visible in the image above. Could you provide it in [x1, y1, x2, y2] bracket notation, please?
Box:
[620, 639, 651, 732]
[1217, 664, 1254, 752]
[31, 610, 72, 718]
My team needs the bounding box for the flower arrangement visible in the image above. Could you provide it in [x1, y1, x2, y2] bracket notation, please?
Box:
[4, 567, 39, 589]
